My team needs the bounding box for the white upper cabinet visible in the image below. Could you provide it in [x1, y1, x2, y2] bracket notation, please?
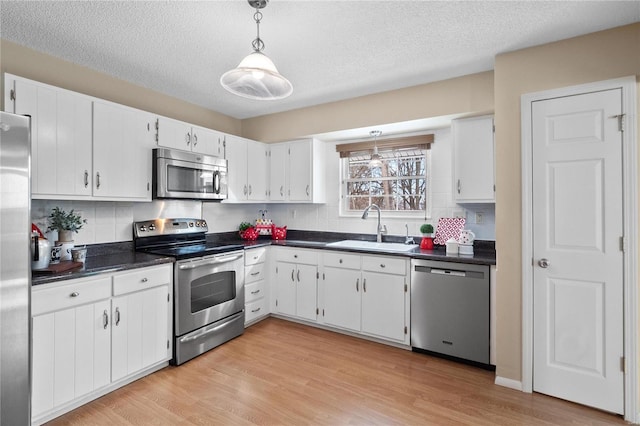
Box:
[5, 74, 93, 198]
[268, 138, 326, 203]
[156, 116, 223, 157]
[93, 101, 155, 201]
[225, 134, 268, 202]
[452, 115, 495, 203]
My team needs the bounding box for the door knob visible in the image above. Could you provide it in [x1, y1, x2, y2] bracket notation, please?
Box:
[538, 258, 550, 268]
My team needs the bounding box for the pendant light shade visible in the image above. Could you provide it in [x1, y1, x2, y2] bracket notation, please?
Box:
[220, 0, 292, 100]
[369, 130, 383, 168]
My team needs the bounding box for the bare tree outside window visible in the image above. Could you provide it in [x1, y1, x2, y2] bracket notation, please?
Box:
[343, 148, 427, 213]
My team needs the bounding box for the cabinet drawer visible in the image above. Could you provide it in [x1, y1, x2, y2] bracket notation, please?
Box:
[323, 252, 361, 270]
[245, 298, 267, 323]
[245, 263, 265, 284]
[245, 247, 267, 266]
[276, 248, 317, 265]
[362, 255, 407, 275]
[112, 264, 172, 296]
[245, 280, 265, 303]
[32, 276, 111, 316]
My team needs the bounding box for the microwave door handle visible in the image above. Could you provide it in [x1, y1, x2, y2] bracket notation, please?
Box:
[178, 253, 243, 270]
[213, 170, 220, 194]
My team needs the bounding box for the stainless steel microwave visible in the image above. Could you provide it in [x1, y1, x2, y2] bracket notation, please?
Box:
[153, 148, 227, 200]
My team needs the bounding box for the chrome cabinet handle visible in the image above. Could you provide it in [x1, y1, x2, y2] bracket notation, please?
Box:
[186, 132, 191, 145]
[70, 292, 79, 297]
[248, 184, 252, 195]
[251, 289, 261, 295]
[457, 179, 461, 194]
[103, 310, 109, 329]
[291, 269, 295, 282]
[363, 278, 367, 292]
[115, 307, 121, 326]
[96, 172, 101, 189]
[280, 185, 284, 196]
[243, 185, 248, 195]
[84, 170, 89, 188]
[297, 270, 300, 282]
[251, 307, 261, 313]
[306, 184, 310, 196]
[538, 258, 550, 268]
[250, 271, 260, 276]
[380, 264, 386, 268]
[339, 259, 343, 264]
[193, 133, 198, 146]
[356, 278, 359, 292]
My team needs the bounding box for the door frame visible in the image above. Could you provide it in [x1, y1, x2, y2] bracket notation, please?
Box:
[520, 76, 638, 421]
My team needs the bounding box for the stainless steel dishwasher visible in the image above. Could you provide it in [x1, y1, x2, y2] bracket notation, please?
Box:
[411, 259, 490, 365]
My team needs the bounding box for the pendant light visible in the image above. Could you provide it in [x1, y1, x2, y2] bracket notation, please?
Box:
[369, 130, 383, 168]
[220, 0, 293, 100]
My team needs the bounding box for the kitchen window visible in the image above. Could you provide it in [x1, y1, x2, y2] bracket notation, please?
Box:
[337, 134, 433, 217]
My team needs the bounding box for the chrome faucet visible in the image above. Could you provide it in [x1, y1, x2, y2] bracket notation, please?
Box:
[362, 203, 385, 243]
[404, 223, 415, 245]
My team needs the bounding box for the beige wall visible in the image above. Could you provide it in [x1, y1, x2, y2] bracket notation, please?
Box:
[0, 39, 241, 135]
[494, 23, 640, 382]
[241, 71, 494, 142]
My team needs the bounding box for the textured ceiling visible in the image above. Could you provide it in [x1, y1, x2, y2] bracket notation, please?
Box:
[1, 1, 638, 120]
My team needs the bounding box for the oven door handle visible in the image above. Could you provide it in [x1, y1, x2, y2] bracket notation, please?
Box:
[178, 311, 244, 343]
[178, 253, 243, 270]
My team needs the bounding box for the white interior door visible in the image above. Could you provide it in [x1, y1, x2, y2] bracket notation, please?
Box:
[532, 89, 624, 414]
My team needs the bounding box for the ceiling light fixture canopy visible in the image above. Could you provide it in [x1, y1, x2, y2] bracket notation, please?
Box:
[369, 130, 383, 168]
[220, 0, 293, 101]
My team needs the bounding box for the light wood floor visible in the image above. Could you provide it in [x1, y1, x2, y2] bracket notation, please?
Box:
[49, 318, 627, 425]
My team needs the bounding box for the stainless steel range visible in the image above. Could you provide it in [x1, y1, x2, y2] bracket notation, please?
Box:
[134, 218, 245, 365]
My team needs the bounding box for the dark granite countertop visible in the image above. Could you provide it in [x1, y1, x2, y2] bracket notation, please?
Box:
[31, 242, 174, 286]
[207, 230, 496, 266]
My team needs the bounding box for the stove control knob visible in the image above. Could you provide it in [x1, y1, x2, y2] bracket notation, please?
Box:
[149, 224, 156, 231]
[201, 221, 207, 227]
[195, 222, 200, 227]
[139, 225, 147, 232]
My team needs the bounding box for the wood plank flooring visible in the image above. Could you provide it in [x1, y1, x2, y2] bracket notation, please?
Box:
[49, 318, 626, 425]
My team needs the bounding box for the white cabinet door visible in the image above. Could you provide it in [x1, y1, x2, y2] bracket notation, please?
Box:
[453, 115, 495, 203]
[111, 285, 169, 382]
[288, 139, 312, 201]
[361, 272, 406, 342]
[269, 143, 288, 201]
[156, 116, 192, 152]
[56, 91, 93, 197]
[296, 263, 317, 321]
[275, 261, 297, 316]
[247, 140, 269, 201]
[191, 125, 223, 157]
[93, 102, 154, 200]
[323, 267, 361, 332]
[225, 134, 248, 201]
[8, 77, 93, 198]
[32, 300, 111, 418]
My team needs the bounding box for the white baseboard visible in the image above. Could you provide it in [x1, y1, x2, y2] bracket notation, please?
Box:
[495, 376, 523, 391]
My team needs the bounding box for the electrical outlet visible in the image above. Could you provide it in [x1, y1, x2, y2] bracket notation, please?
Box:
[475, 212, 484, 224]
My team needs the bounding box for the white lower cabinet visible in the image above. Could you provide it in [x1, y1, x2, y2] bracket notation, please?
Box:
[31, 264, 172, 424]
[245, 247, 269, 325]
[322, 252, 409, 345]
[274, 248, 318, 322]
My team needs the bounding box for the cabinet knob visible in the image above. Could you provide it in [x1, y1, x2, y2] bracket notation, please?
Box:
[339, 259, 343, 264]
[70, 292, 79, 298]
[380, 264, 386, 268]
[141, 277, 148, 283]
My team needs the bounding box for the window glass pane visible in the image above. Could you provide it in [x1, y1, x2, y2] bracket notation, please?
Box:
[349, 163, 371, 178]
[347, 196, 371, 210]
[347, 181, 369, 196]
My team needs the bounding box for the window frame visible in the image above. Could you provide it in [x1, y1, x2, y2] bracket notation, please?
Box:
[339, 148, 432, 219]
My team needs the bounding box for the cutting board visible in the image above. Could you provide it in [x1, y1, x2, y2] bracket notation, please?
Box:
[433, 217, 466, 245]
[32, 261, 83, 274]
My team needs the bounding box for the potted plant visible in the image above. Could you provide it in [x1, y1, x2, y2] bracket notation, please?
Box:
[419, 223, 434, 250]
[47, 207, 86, 242]
[238, 221, 258, 241]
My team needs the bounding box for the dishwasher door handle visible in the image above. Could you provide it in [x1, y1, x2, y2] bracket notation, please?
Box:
[430, 269, 466, 277]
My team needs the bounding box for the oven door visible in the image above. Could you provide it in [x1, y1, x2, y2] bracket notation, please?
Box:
[175, 250, 244, 336]
[154, 150, 228, 200]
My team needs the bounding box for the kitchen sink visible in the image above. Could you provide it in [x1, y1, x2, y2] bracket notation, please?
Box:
[325, 240, 419, 253]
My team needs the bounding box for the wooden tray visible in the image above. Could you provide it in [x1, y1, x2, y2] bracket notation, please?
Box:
[32, 261, 84, 274]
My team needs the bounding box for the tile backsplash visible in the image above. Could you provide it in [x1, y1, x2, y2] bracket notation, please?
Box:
[32, 128, 495, 244]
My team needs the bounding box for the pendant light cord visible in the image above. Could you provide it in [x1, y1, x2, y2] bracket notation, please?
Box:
[252, 10, 265, 52]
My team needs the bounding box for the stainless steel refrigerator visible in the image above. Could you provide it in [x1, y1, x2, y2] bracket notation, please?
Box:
[0, 111, 31, 424]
